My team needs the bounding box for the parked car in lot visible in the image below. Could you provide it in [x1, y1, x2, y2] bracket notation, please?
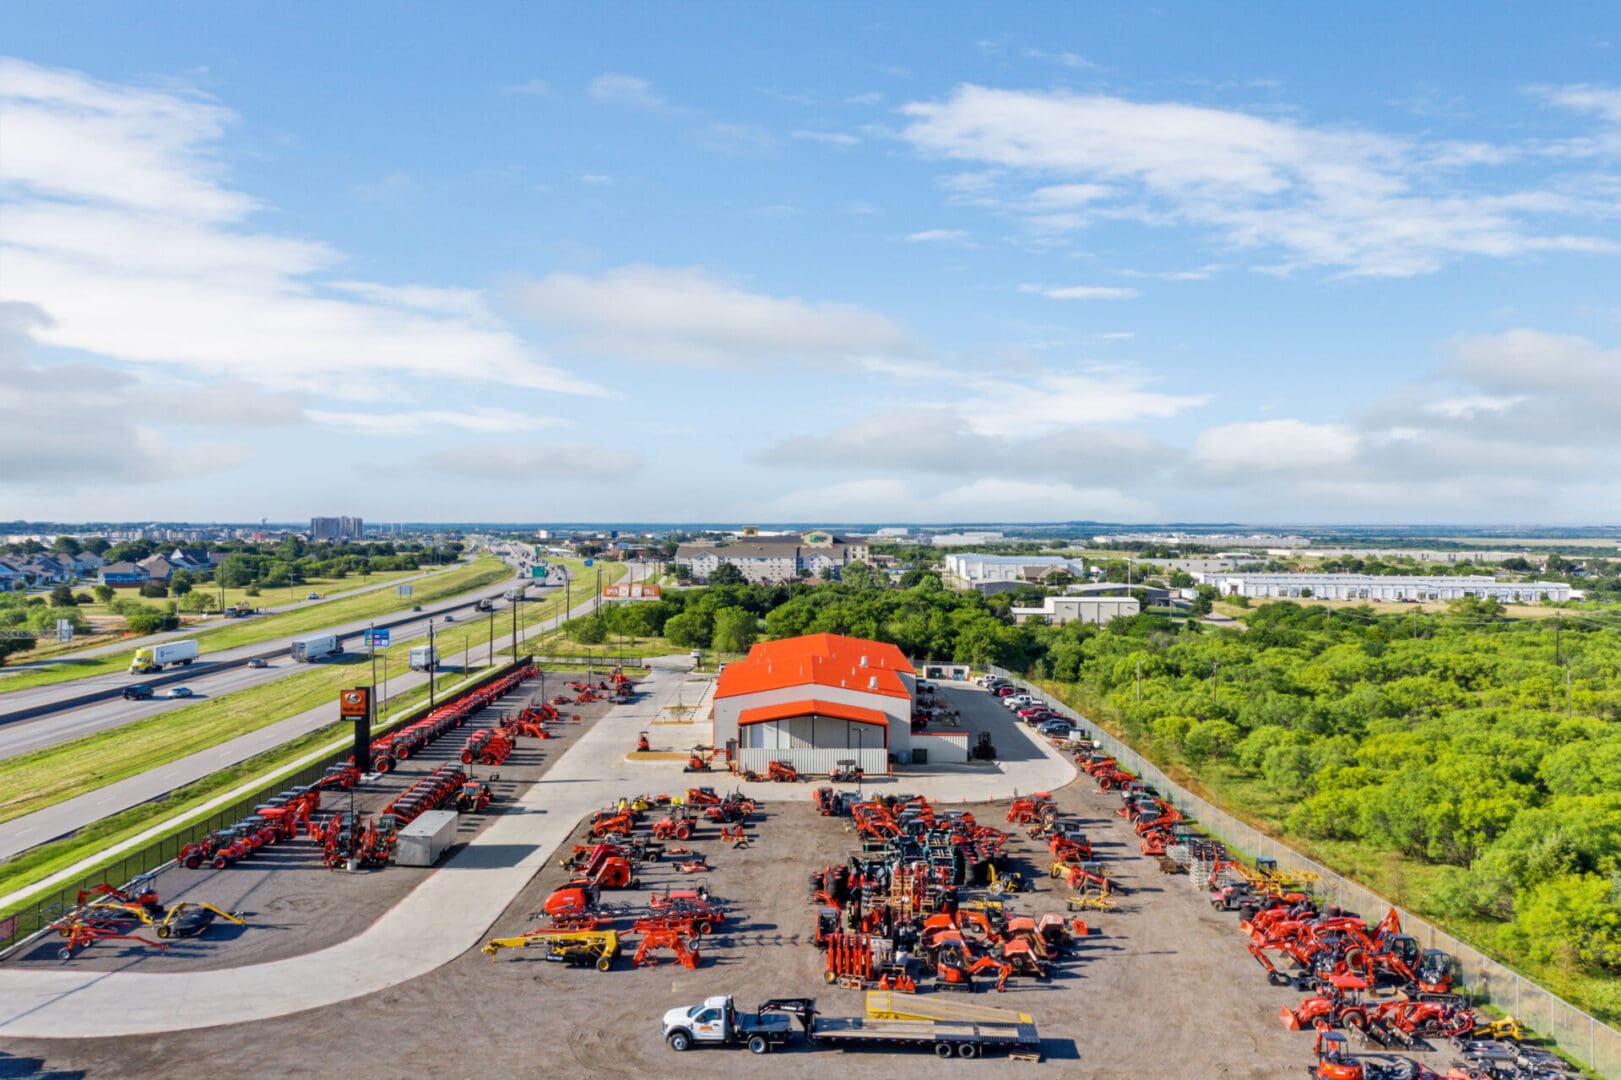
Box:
[1018, 706, 1052, 723]
[123, 684, 155, 701]
[1004, 694, 1036, 709]
[992, 685, 1016, 697]
[1039, 719, 1075, 739]
[168, 686, 194, 699]
[247, 658, 268, 669]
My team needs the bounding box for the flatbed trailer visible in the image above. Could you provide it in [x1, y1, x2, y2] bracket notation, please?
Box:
[809, 1016, 1041, 1059]
[864, 989, 1034, 1026]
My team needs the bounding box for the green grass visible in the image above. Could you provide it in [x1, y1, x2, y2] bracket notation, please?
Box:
[0, 558, 621, 825]
[0, 557, 507, 694]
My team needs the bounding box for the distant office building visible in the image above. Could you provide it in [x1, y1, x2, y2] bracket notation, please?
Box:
[1010, 594, 1140, 626]
[874, 527, 911, 537]
[1205, 573, 1571, 603]
[676, 531, 869, 584]
[311, 516, 364, 540]
[929, 531, 1005, 546]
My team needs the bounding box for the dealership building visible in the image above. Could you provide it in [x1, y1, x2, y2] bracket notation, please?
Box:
[712, 632, 967, 775]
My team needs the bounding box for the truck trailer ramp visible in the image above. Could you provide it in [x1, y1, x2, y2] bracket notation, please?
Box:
[809, 1016, 1040, 1058]
[865, 989, 1033, 1026]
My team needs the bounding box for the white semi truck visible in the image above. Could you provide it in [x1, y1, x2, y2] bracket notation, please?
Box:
[290, 633, 343, 662]
[129, 639, 200, 674]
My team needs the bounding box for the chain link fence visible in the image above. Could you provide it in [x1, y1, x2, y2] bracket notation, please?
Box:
[987, 665, 1620, 1079]
[0, 655, 537, 958]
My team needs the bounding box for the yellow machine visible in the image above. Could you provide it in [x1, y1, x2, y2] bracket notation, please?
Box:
[1469, 1015, 1525, 1042]
[865, 990, 1033, 1026]
[1065, 890, 1115, 911]
[482, 928, 620, 970]
[988, 866, 1025, 895]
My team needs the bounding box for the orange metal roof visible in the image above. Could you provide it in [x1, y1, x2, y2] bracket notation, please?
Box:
[737, 699, 891, 729]
[716, 633, 914, 700]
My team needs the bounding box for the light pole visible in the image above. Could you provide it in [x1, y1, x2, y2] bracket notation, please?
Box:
[428, 618, 437, 710]
[488, 606, 495, 668]
[381, 654, 389, 718]
[510, 594, 520, 664]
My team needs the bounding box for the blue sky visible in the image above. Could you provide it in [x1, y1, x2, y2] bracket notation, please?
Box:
[1, 3, 1618, 525]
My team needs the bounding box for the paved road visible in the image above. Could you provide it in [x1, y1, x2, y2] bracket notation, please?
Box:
[0, 571, 611, 860]
[0, 563, 461, 670]
[0, 659, 1074, 1037]
[0, 578, 550, 757]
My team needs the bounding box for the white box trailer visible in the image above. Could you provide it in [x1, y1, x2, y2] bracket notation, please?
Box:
[409, 646, 438, 671]
[290, 633, 343, 662]
[129, 639, 200, 674]
[395, 809, 458, 866]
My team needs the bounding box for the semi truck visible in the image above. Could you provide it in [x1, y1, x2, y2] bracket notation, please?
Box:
[290, 633, 343, 662]
[408, 646, 438, 671]
[130, 640, 200, 674]
[474, 598, 494, 612]
[661, 995, 1040, 1059]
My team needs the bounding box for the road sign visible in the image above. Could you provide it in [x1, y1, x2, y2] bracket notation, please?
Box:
[532, 567, 545, 579]
[397, 584, 414, 598]
[364, 629, 391, 648]
[55, 619, 74, 643]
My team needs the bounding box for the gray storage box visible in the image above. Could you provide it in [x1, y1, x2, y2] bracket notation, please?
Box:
[395, 809, 459, 867]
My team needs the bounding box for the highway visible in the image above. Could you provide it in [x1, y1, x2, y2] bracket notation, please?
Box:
[0, 565, 630, 860]
[0, 582, 553, 761]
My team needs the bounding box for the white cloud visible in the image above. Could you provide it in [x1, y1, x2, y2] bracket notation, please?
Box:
[792, 129, 861, 146]
[350, 170, 417, 204]
[1534, 84, 1621, 125]
[424, 442, 642, 480]
[845, 91, 883, 106]
[900, 84, 1618, 276]
[747, 476, 1159, 523]
[500, 78, 552, 97]
[306, 406, 560, 435]
[1020, 284, 1140, 300]
[1423, 395, 1525, 419]
[961, 370, 1209, 438]
[0, 58, 605, 403]
[588, 73, 665, 110]
[1195, 420, 1360, 476]
[508, 264, 917, 369]
[906, 228, 969, 242]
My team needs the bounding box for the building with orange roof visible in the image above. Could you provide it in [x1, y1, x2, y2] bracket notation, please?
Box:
[712, 633, 918, 776]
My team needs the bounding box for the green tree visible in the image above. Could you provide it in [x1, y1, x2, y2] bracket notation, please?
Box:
[93, 584, 114, 604]
[564, 614, 609, 644]
[49, 584, 76, 607]
[169, 569, 195, 596]
[707, 562, 746, 586]
[663, 611, 708, 649]
[711, 606, 758, 654]
[51, 536, 83, 557]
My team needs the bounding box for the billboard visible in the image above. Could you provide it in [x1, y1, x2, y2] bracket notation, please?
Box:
[602, 583, 662, 601]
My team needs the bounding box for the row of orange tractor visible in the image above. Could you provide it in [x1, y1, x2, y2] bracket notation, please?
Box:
[1053, 692, 1586, 1080]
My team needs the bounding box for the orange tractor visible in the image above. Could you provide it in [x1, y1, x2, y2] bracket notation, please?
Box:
[767, 760, 800, 783]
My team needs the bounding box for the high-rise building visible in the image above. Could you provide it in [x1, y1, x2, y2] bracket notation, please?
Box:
[310, 517, 340, 540]
[339, 516, 364, 539]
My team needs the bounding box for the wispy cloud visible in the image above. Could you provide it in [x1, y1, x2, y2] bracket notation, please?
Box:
[509, 264, 918, 369]
[792, 129, 861, 146]
[307, 406, 561, 435]
[588, 72, 665, 110]
[499, 77, 552, 97]
[900, 84, 1620, 276]
[1020, 284, 1140, 300]
[906, 228, 969, 243]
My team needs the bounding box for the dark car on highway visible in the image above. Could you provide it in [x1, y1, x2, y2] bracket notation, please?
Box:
[123, 684, 155, 700]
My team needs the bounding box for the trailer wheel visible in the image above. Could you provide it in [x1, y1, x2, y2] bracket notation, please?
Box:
[748, 1035, 769, 1055]
[957, 1043, 978, 1059]
[667, 1030, 692, 1052]
[696, 920, 713, 936]
[596, 956, 612, 972]
[934, 1043, 954, 1059]
[824, 970, 837, 984]
[156, 926, 171, 939]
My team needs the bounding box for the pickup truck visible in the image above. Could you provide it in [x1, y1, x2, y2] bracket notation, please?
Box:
[123, 684, 155, 700]
[662, 995, 799, 1054]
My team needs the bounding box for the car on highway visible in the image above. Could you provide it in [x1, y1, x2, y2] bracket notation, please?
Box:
[443, 614, 455, 622]
[247, 658, 268, 669]
[306, 592, 321, 600]
[169, 687, 194, 699]
[123, 684, 155, 701]
[412, 605, 422, 612]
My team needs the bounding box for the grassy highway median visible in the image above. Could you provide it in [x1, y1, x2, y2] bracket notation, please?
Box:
[0, 559, 624, 826]
[0, 555, 510, 695]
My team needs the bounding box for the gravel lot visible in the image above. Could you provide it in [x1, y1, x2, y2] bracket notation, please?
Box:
[0, 716, 1462, 1078]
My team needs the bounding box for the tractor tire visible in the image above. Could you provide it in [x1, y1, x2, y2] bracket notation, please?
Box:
[213, 856, 228, 869]
[957, 1043, 978, 1059]
[596, 956, 612, 972]
[676, 825, 691, 840]
[157, 926, 171, 939]
[184, 855, 202, 870]
[748, 1035, 768, 1055]
[667, 1030, 692, 1052]
[934, 1043, 954, 1059]
[824, 970, 837, 984]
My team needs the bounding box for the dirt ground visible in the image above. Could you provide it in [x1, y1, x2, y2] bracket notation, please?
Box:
[1, 675, 612, 975]
[0, 745, 1466, 1079]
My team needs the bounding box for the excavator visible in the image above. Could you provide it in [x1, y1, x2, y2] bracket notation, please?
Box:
[934, 940, 1013, 993]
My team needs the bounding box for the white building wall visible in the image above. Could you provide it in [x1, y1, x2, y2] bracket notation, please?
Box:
[714, 684, 911, 755]
[736, 746, 889, 777]
[910, 732, 969, 763]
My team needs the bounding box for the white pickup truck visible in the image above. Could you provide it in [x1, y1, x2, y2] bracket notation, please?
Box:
[661, 995, 800, 1054]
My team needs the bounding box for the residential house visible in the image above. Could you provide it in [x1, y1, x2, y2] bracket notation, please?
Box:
[100, 561, 152, 588]
[137, 555, 177, 583]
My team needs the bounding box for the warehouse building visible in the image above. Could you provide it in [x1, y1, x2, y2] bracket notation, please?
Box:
[1010, 593, 1141, 626]
[1205, 573, 1571, 603]
[943, 553, 1087, 589]
[712, 633, 960, 775]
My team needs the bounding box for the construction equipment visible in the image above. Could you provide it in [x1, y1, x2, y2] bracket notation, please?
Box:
[829, 760, 863, 783]
[824, 932, 879, 985]
[591, 810, 636, 839]
[456, 780, 493, 813]
[987, 866, 1025, 895]
[651, 809, 697, 841]
[636, 731, 650, 753]
[482, 928, 620, 969]
[633, 928, 702, 969]
[767, 760, 800, 783]
[46, 877, 245, 959]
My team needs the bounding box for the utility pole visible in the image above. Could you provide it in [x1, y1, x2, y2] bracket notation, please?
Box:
[1566, 665, 1573, 718]
[488, 606, 495, 668]
[1136, 659, 1143, 703]
[381, 654, 388, 718]
[428, 619, 437, 710]
[1554, 614, 1561, 666]
[510, 594, 520, 663]
[1211, 661, 1220, 705]
[368, 621, 377, 710]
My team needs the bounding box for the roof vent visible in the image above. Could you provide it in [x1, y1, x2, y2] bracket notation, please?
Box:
[868, 676, 878, 689]
[860, 655, 869, 667]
